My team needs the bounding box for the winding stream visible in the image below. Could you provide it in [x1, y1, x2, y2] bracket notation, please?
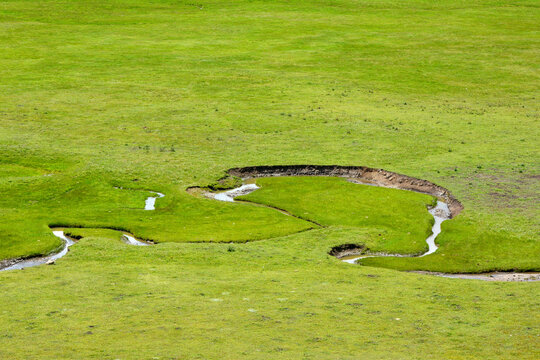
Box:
[209, 182, 451, 262]
[341, 200, 450, 263]
[0, 191, 161, 271]
[204, 179, 538, 282]
[0, 231, 75, 271]
[2, 174, 537, 281]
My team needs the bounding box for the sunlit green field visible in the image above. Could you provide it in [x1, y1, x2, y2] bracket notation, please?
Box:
[239, 176, 436, 254]
[238, 176, 540, 273]
[1, 0, 539, 358]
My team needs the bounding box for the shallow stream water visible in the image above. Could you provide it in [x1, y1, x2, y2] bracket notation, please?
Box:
[145, 192, 165, 210]
[208, 182, 453, 263]
[211, 184, 260, 202]
[1, 189, 163, 271]
[0, 231, 75, 271]
[341, 200, 450, 264]
[206, 181, 539, 281]
[122, 234, 150, 246]
[3, 180, 536, 281]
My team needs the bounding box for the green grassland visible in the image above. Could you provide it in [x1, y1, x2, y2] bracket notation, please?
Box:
[238, 176, 437, 254]
[239, 176, 540, 273]
[0, 170, 314, 261]
[0, 229, 538, 359]
[0, 0, 539, 358]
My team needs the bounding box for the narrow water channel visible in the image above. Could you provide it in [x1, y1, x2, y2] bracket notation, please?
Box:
[0, 231, 75, 271]
[0, 190, 162, 271]
[341, 200, 450, 264]
[122, 234, 150, 246]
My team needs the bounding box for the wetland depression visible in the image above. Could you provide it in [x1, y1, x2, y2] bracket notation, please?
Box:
[1, 166, 535, 282]
[197, 166, 538, 282]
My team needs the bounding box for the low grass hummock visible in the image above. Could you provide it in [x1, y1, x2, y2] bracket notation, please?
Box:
[239, 176, 436, 255]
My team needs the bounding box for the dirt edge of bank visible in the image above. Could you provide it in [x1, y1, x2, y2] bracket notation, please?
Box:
[227, 165, 463, 217]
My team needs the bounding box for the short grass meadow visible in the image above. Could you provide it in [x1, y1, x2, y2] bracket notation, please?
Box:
[0, 0, 538, 358]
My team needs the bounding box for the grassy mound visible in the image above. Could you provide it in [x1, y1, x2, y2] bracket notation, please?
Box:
[239, 176, 436, 254]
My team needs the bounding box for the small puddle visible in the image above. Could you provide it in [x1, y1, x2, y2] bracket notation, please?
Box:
[210, 184, 260, 202]
[145, 192, 165, 210]
[114, 187, 165, 210]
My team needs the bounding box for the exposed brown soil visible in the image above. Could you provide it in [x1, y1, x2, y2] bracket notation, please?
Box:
[184, 168, 535, 281]
[413, 271, 540, 282]
[227, 165, 463, 217]
[329, 244, 367, 258]
[0, 257, 23, 270]
[185, 186, 207, 197]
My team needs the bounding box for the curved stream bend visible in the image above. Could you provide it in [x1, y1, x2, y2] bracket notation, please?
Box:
[208, 184, 260, 202]
[227, 165, 463, 217]
[0, 190, 162, 271]
[340, 200, 450, 264]
[202, 166, 537, 282]
[0, 231, 75, 271]
[122, 234, 150, 246]
[206, 179, 452, 262]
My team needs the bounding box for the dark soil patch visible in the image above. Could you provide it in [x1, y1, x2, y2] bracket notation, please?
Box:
[329, 243, 367, 258]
